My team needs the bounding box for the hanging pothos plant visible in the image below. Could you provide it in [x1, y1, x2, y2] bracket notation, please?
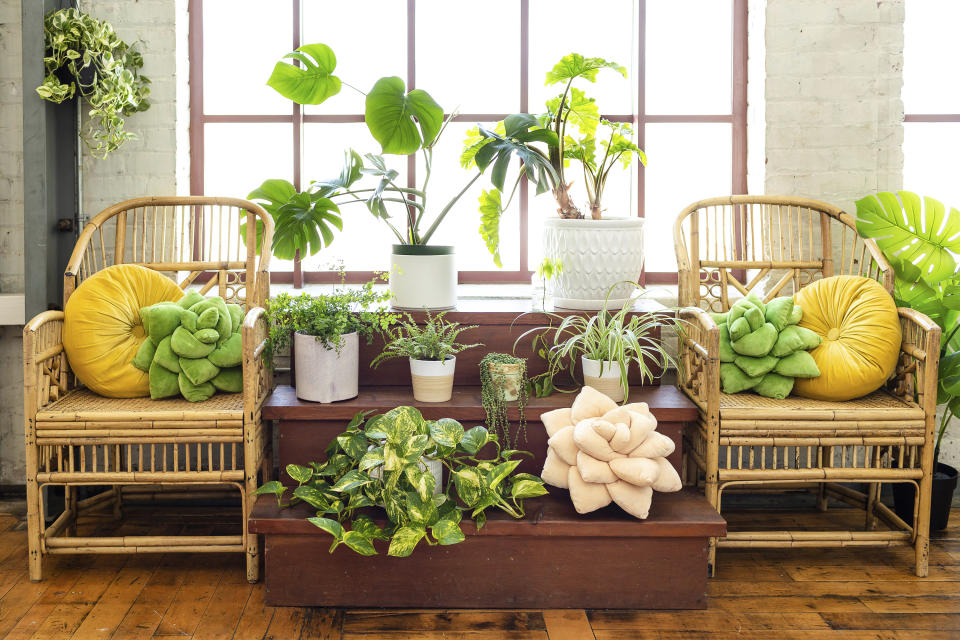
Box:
[479, 353, 529, 449]
[35, 8, 151, 158]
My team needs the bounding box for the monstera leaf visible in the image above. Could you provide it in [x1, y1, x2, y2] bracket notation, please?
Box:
[545, 53, 627, 85]
[267, 43, 341, 105]
[856, 191, 960, 285]
[364, 77, 443, 155]
[477, 189, 503, 268]
[246, 179, 342, 260]
[474, 114, 559, 194]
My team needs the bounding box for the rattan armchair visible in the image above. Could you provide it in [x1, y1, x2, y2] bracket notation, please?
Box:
[23, 196, 274, 582]
[674, 195, 941, 577]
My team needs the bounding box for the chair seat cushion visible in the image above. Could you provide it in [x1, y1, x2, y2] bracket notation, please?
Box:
[792, 276, 901, 401]
[64, 265, 184, 398]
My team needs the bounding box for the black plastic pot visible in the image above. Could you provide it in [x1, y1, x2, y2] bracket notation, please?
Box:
[892, 462, 959, 532]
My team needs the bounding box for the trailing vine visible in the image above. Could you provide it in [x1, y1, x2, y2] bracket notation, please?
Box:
[479, 353, 529, 449]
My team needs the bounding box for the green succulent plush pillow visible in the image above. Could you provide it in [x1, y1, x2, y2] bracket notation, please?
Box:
[132, 293, 244, 402]
[714, 293, 821, 398]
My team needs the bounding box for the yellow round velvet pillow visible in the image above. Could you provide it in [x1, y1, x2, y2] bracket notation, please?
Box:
[64, 264, 184, 398]
[792, 275, 901, 401]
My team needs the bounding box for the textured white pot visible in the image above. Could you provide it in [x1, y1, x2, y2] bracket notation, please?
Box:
[293, 331, 359, 403]
[390, 245, 456, 311]
[582, 356, 627, 403]
[543, 217, 645, 310]
[409, 356, 456, 403]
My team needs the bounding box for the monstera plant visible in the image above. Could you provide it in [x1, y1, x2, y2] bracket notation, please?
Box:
[856, 191, 960, 460]
[254, 407, 546, 557]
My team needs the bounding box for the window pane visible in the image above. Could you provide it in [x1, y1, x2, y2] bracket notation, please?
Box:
[904, 123, 960, 209]
[643, 123, 732, 272]
[420, 123, 520, 270]
[529, 0, 636, 116]
[205, 123, 293, 199]
[203, 0, 292, 115]
[904, 3, 960, 114]
[302, 0, 406, 115]
[645, 0, 732, 114]
[416, 0, 520, 114]
[301, 124, 408, 271]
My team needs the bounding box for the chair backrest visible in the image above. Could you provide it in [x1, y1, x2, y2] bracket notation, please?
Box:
[673, 195, 893, 313]
[64, 196, 274, 310]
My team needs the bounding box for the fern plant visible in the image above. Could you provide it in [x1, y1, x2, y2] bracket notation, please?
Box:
[371, 312, 481, 366]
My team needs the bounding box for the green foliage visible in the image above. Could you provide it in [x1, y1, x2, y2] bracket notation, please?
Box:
[477, 190, 503, 268]
[515, 282, 681, 402]
[264, 277, 398, 364]
[856, 191, 960, 457]
[568, 121, 647, 216]
[371, 312, 481, 366]
[479, 353, 530, 450]
[246, 178, 343, 260]
[544, 53, 627, 85]
[266, 43, 342, 105]
[264, 44, 481, 249]
[536, 257, 563, 281]
[36, 8, 150, 158]
[253, 407, 547, 557]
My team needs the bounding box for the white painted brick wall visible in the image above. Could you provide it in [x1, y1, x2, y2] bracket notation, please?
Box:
[765, 0, 904, 215]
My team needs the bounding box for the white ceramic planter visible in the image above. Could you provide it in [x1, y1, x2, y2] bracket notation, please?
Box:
[543, 217, 645, 310]
[582, 356, 627, 403]
[293, 331, 359, 403]
[409, 356, 456, 402]
[390, 245, 456, 311]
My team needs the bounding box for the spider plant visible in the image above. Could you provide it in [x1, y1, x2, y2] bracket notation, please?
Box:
[515, 283, 680, 402]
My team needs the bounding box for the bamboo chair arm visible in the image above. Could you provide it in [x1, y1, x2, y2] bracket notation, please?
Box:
[676, 307, 720, 414]
[861, 236, 895, 291]
[889, 308, 941, 421]
[23, 311, 66, 365]
[23, 311, 70, 413]
[242, 306, 272, 415]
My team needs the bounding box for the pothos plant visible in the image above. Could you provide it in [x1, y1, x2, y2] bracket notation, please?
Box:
[855, 191, 960, 462]
[479, 353, 529, 449]
[35, 8, 150, 158]
[254, 407, 548, 557]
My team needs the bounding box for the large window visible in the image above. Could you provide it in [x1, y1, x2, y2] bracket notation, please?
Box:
[191, 0, 746, 286]
[903, 3, 960, 209]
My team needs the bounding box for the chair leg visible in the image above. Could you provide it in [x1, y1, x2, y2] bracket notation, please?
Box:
[915, 478, 932, 577]
[705, 478, 719, 577]
[65, 486, 78, 536]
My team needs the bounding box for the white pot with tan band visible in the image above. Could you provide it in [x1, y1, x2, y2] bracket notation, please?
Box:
[409, 356, 456, 402]
[581, 356, 627, 403]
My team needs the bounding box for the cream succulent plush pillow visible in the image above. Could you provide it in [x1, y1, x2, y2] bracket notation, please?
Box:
[539, 386, 681, 519]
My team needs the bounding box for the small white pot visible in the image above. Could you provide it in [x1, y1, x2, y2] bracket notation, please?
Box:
[409, 356, 456, 403]
[543, 217, 645, 310]
[294, 331, 359, 403]
[582, 356, 627, 403]
[390, 245, 456, 311]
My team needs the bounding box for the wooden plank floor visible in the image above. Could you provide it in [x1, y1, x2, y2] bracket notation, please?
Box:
[0, 501, 956, 639]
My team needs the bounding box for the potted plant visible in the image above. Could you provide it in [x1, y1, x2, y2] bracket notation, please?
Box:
[371, 312, 481, 402]
[265, 277, 397, 403]
[855, 191, 960, 530]
[254, 407, 547, 556]
[516, 284, 679, 403]
[479, 353, 530, 449]
[464, 53, 647, 310]
[35, 8, 151, 158]
[260, 44, 556, 309]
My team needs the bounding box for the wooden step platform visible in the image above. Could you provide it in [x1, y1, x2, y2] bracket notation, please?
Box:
[250, 489, 726, 609]
[253, 383, 725, 609]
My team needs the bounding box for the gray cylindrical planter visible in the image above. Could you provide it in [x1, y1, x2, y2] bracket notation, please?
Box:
[294, 331, 359, 403]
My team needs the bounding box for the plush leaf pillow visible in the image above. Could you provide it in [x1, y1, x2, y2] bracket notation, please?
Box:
[63, 264, 184, 398]
[792, 275, 901, 401]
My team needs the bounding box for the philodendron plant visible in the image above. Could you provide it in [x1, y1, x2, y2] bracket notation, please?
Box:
[254, 407, 547, 557]
[855, 191, 960, 463]
[249, 43, 556, 265]
[462, 53, 645, 261]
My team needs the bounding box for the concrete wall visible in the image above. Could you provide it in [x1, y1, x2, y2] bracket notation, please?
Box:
[0, 0, 25, 486]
